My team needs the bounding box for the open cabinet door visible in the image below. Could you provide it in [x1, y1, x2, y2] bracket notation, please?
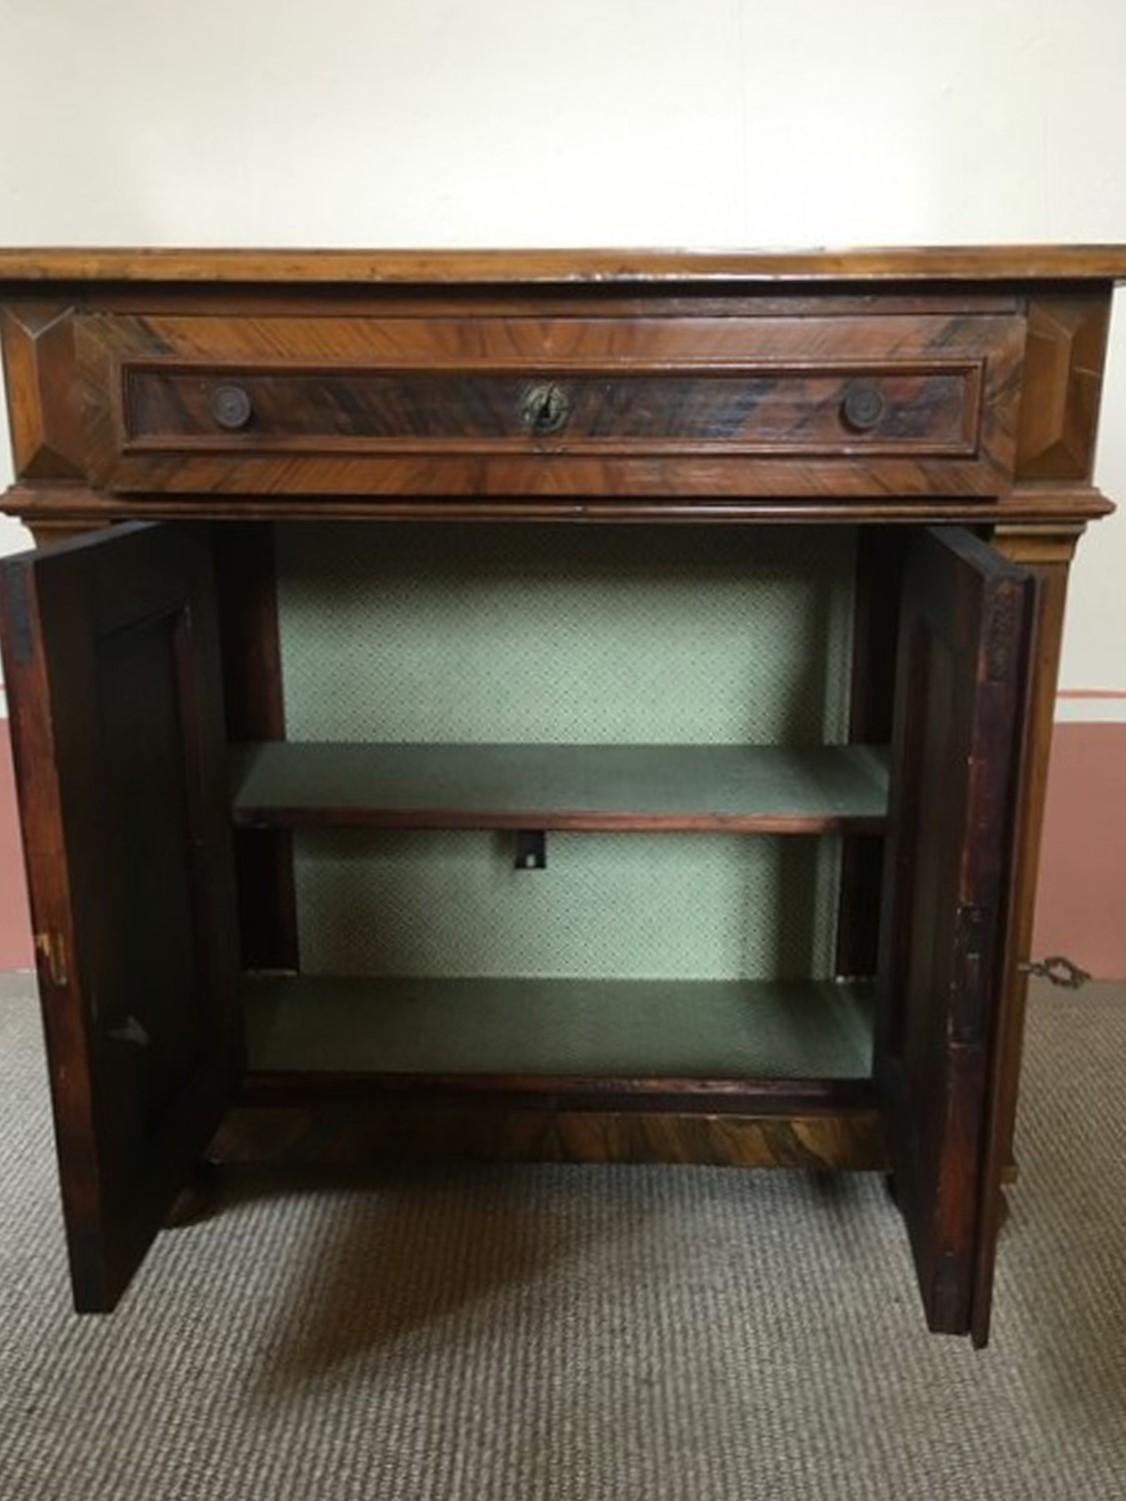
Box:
[0, 523, 240, 1311]
[877, 526, 1033, 1345]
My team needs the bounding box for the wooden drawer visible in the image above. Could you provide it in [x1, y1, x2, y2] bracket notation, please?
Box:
[76, 308, 1025, 498]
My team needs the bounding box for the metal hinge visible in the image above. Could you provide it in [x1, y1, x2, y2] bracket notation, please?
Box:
[515, 830, 547, 870]
[34, 930, 68, 987]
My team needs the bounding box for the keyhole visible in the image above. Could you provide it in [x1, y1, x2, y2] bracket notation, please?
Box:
[520, 381, 570, 435]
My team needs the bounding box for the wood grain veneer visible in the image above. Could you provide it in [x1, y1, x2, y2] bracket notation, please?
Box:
[2, 244, 1126, 284]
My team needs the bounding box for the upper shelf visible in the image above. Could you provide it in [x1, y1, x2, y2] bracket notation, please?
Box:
[229, 741, 890, 834]
[2, 245, 1126, 285]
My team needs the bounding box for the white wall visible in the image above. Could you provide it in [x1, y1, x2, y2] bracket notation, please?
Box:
[1, 0, 1124, 710]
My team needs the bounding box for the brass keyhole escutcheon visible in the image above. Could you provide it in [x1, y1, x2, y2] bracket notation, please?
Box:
[520, 381, 571, 436]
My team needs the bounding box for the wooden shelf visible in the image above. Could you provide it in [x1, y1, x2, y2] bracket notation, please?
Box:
[242, 974, 874, 1081]
[229, 742, 889, 834]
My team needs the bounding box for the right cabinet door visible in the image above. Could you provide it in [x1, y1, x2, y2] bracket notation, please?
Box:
[877, 526, 1034, 1346]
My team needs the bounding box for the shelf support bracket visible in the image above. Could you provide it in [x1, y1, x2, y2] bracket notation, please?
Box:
[515, 830, 547, 871]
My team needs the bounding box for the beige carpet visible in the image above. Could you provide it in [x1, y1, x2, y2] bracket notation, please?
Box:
[1, 975, 1124, 1501]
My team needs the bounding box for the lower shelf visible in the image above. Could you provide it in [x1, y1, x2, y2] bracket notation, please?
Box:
[241, 974, 874, 1081]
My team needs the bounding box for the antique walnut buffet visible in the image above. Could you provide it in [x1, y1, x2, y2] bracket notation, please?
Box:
[1, 246, 1123, 1346]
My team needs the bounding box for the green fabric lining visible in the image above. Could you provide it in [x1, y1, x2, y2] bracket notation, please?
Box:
[243, 974, 875, 1078]
[276, 524, 856, 981]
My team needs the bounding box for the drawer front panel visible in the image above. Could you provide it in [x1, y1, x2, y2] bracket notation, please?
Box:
[125, 366, 977, 453]
[77, 310, 1026, 498]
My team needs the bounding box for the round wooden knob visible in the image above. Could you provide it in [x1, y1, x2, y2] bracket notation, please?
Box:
[841, 383, 886, 432]
[211, 383, 253, 430]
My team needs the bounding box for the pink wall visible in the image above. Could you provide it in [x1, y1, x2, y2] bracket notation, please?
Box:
[1031, 722, 1126, 980]
[0, 719, 33, 970]
[0, 718, 1122, 977]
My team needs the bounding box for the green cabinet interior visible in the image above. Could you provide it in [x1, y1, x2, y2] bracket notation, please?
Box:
[242, 522, 869, 1075]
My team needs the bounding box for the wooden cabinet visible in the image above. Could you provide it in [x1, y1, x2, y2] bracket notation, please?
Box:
[0, 246, 1122, 1344]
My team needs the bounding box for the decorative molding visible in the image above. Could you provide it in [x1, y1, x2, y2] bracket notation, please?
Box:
[989, 521, 1084, 565]
[0, 303, 85, 480]
[3, 482, 1114, 529]
[1015, 294, 1112, 481]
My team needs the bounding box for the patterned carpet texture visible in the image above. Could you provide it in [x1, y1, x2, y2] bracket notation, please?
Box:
[1, 975, 1124, 1501]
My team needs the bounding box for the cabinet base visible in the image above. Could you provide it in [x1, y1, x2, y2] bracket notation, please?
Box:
[211, 1102, 888, 1172]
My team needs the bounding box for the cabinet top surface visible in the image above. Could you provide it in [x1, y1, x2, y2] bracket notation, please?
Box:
[3, 244, 1126, 286]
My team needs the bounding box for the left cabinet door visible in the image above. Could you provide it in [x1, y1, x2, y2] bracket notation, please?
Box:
[0, 522, 241, 1311]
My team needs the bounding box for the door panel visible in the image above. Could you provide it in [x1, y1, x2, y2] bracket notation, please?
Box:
[0, 522, 239, 1311]
[877, 526, 1033, 1344]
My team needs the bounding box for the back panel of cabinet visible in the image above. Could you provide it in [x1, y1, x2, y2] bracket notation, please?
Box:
[273, 524, 857, 981]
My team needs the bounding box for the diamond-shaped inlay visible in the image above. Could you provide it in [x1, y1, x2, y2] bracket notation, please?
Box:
[0, 303, 85, 479]
[1016, 295, 1111, 480]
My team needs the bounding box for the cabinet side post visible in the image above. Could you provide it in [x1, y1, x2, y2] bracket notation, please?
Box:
[835, 527, 903, 978]
[212, 523, 299, 972]
[986, 522, 1079, 1180]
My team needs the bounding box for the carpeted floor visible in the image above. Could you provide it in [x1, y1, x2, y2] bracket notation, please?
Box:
[1, 974, 1124, 1501]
